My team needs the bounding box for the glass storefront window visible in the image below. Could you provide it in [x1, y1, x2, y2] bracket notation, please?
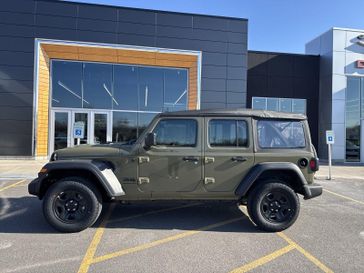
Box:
[279, 98, 292, 112]
[83, 63, 113, 109]
[138, 67, 164, 112]
[112, 112, 137, 144]
[266, 98, 279, 111]
[52, 61, 82, 108]
[138, 112, 158, 136]
[51, 60, 189, 147]
[252, 97, 266, 110]
[346, 77, 361, 162]
[113, 65, 138, 110]
[164, 69, 188, 112]
[292, 99, 306, 114]
[252, 97, 306, 114]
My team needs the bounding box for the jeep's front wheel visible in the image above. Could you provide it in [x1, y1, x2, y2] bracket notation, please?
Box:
[247, 182, 300, 232]
[43, 177, 102, 233]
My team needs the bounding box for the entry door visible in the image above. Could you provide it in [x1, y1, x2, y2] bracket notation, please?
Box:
[137, 117, 203, 197]
[72, 111, 89, 146]
[203, 117, 254, 192]
[71, 111, 112, 146]
[91, 112, 111, 144]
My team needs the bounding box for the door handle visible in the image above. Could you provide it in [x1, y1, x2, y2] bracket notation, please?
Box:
[183, 156, 199, 163]
[138, 156, 150, 163]
[231, 156, 247, 162]
[204, 157, 215, 164]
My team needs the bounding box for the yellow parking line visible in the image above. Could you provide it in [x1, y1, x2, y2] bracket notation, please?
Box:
[78, 203, 202, 273]
[0, 179, 26, 192]
[91, 217, 242, 265]
[277, 232, 333, 273]
[229, 244, 295, 273]
[78, 203, 116, 273]
[324, 189, 364, 205]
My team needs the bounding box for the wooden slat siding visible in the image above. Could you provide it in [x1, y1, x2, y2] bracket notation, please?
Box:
[35, 43, 199, 156]
[36, 46, 50, 156]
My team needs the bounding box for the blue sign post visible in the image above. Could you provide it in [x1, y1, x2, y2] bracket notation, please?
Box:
[326, 130, 335, 180]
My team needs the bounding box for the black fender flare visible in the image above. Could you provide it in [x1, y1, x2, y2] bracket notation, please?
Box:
[235, 162, 313, 198]
[28, 160, 125, 198]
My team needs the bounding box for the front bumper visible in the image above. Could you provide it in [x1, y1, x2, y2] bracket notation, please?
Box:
[303, 183, 323, 199]
[28, 177, 41, 197]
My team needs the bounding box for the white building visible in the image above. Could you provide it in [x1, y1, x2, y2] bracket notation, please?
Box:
[306, 28, 364, 163]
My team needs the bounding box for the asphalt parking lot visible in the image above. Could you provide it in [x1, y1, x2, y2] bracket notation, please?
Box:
[0, 176, 363, 273]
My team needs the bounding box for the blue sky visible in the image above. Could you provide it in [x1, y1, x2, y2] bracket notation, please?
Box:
[66, 0, 364, 53]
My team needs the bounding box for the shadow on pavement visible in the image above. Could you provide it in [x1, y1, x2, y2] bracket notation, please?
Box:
[103, 201, 260, 233]
[0, 197, 260, 234]
[0, 196, 57, 234]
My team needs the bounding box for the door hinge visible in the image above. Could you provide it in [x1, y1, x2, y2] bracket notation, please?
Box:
[138, 156, 150, 163]
[204, 177, 215, 185]
[138, 177, 150, 185]
[204, 157, 215, 164]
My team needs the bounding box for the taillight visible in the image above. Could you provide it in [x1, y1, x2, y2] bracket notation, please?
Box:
[309, 158, 319, 172]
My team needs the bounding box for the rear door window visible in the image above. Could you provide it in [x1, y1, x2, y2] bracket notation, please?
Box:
[257, 120, 306, 148]
[208, 119, 248, 147]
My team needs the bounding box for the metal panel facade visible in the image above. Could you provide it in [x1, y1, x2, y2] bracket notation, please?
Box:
[247, 51, 320, 149]
[0, 0, 248, 156]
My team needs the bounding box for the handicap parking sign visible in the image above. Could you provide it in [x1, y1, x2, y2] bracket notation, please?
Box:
[73, 122, 85, 139]
[326, 130, 335, 144]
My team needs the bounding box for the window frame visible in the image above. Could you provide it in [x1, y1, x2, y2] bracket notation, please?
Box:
[255, 119, 307, 150]
[151, 118, 198, 148]
[207, 118, 250, 149]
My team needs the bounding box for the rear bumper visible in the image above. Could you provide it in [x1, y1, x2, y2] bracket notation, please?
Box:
[303, 183, 323, 200]
[28, 177, 41, 197]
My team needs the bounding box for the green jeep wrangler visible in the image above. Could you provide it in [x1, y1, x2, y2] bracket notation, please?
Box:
[29, 109, 322, 233]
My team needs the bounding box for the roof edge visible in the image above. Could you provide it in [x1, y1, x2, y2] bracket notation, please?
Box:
[159, 108, 307, 120]
[49, 0, 248, 22]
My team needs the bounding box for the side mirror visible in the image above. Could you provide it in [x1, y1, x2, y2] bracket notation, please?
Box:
[144, 133, 156, 148]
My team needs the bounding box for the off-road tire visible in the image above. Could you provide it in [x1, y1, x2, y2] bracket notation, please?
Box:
[247, 181, 300, 232]
[43, 177, 102, 233]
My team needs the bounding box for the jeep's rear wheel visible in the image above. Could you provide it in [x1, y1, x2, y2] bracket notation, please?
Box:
[43, 177, 102, 233]
[247, 182, 300, 232]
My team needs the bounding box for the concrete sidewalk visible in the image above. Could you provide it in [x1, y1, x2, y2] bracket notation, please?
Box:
[0, 159, 47, 179]
[315, 165, 364, 180]
[0, 159, 363, 180]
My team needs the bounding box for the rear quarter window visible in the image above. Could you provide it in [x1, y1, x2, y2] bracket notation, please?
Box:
[257, 120, 306, 148]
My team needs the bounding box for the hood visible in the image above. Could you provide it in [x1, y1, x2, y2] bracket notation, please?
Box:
[53, 143, 132, 160]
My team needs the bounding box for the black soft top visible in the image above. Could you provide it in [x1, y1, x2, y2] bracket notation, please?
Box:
[158, 108, 306, 120]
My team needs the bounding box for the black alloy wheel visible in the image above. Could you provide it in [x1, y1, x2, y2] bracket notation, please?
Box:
[43, 177, 102, 233]
[260, 190, 294, 223]
[247, 182, 300, 232]
[53, 190, 88, 223]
